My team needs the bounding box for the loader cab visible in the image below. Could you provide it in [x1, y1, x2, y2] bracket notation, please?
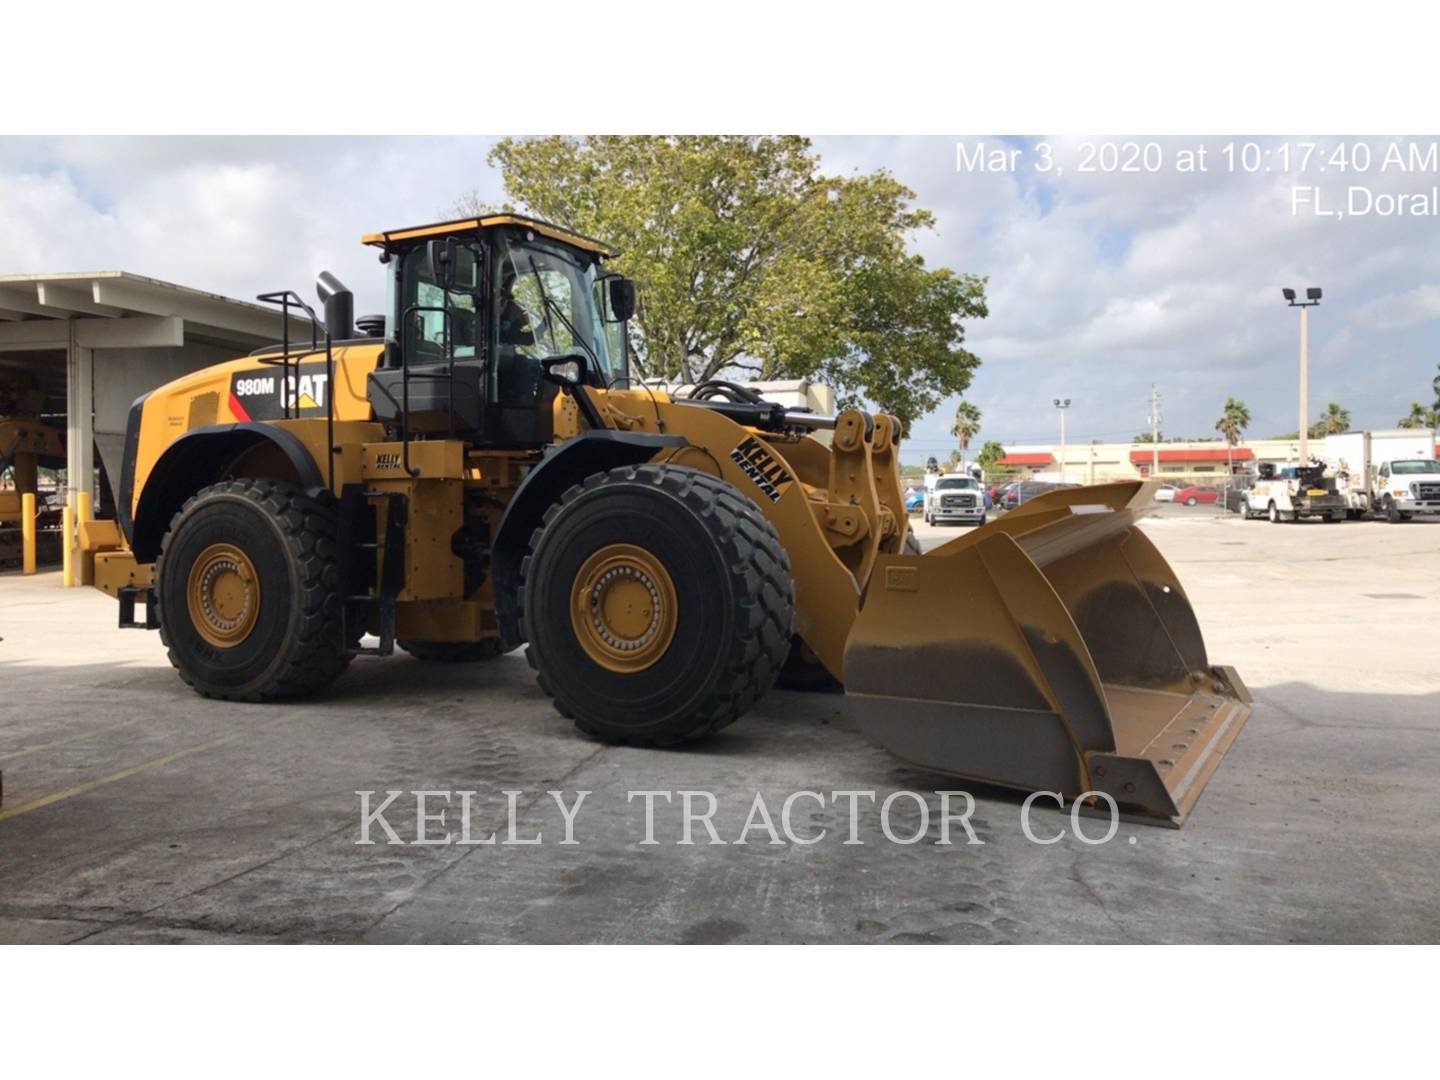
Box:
[364, 215, 632, 449]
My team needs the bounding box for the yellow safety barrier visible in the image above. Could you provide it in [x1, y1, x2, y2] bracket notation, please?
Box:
[76, 490, 93, 586]
[61, 496, 74, 587]
[21, 491, 36, 575]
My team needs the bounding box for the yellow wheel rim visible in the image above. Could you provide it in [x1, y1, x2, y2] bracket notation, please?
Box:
[186, 542, 261, 648]
[570, 543, 678, 672]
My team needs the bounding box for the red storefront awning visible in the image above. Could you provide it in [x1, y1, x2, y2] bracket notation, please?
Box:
[1129, 448, 1254, 464]
[998, 452, 1053, 465]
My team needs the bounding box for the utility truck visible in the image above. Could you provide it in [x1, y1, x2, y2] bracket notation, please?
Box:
[1245, 461, 1348, 523]
[1326, 428, 1440, 522]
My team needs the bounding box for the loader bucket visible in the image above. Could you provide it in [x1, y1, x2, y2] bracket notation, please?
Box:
[844, 481, 1251, 827]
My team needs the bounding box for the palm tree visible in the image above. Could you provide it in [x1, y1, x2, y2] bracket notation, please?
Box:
[1398, 402, 1440, 429]
[1214, 397, 1251, 490]
[950, 401, 982, 472]
[1309, 401, 1351, 437]
[974, 439, 1006, 479]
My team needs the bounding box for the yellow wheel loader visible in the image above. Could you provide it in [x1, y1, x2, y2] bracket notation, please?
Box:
[82, 215, 1251, 825]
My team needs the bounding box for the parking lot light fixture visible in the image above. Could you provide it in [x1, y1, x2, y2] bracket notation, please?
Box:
[1053, 397, 1071, 482]
[1283, 287, 1322, 462]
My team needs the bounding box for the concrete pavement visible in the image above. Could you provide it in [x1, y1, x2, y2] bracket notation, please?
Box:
[1, 513, 1436, 943]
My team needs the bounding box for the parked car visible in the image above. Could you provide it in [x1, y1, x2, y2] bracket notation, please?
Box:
[1174, 485, 1220, 506]
[904, 488, 925, 513]
[1221, 480, 1253, 514]
[1000, 481, 1075, 509]
[1153, 484, 1180, 503]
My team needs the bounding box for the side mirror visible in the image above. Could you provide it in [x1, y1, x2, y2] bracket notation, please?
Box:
[427, 238, 454, 289]
[541, 353, 589, 387]
[608, 276, 637, 322]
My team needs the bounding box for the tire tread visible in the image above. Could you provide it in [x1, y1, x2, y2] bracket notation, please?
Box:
[155, 478, 350, 701]
[520, 463, 793, 746]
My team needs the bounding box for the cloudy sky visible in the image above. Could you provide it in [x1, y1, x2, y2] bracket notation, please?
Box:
[3, 135, 1437, 461]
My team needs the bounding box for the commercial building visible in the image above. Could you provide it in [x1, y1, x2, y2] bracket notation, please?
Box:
[0, 271, 312, 570]
[996, 437, 1357, 485]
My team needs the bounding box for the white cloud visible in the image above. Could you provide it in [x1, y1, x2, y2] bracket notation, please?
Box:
[888, 137, 1440, 454]
[2, 135, 1436, 456]
[1357, 283, 1440, 332]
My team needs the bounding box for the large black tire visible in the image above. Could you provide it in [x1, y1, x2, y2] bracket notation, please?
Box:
[399, 638, 506, 662]
[1385, 497, 1404, 524]
[155, 479, 350, 701]
[522, 464, 793, 746]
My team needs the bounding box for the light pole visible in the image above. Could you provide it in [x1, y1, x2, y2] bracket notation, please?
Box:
[1053, 397, 1071, 482]
[1283, 287, 1322, 462]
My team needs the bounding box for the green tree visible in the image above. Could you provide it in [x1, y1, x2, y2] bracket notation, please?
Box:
[1215, 397, 1251, 445]
[949, 400, 982, 471]
[1309, 401, 1351, 437]
[1215, 396, 1251, 486]
[477, 136, 989, 431]
[1134, 430, 1164, 443]
[974, 439, 1007, 476]
[1398, 401, 1440, 429]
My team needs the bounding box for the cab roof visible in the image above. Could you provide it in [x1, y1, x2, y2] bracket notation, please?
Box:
[361, 213, 617, 258]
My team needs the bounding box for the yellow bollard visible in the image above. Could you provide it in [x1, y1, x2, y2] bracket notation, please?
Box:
[21, 492, 36, 575]
[76, 491, 94, 585]
[62, 496, 74, 587]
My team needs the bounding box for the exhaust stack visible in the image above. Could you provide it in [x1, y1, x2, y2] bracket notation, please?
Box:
[316, 271, 354, 342]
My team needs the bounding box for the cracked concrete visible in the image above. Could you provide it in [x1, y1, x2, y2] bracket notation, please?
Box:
[1, 512, 1437, 943]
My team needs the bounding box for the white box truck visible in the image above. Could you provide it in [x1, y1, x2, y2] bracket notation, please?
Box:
[1324, 428, 1440, 522]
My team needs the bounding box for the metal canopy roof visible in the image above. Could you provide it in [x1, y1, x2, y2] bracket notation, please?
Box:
[0, 271, 316, 348]
[361, 213, 618, 258]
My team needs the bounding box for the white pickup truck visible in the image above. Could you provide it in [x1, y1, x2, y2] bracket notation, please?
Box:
[924, 472, 986, 526]
[1326, 429, 1440, 522]
[1245, 461, 1349, 523]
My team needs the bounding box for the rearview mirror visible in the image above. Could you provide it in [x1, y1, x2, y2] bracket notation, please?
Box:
[426, 238, 454, 289]
[608, 276, 637, 322]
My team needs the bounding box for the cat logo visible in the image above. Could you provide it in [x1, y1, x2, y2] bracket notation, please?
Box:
[729, 435, 793, 502]
[228, 362, 330, 421]
[373, 452, 402, 470]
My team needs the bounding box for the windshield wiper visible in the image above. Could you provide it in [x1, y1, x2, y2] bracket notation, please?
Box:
[527, 256, 601, 376]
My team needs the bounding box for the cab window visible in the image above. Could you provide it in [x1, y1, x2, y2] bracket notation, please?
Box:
[400, 243, 480, 362]
[493, 234, 619, 406]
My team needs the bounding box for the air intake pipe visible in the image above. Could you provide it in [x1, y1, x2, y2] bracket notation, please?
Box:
[316, 271, 354, 342]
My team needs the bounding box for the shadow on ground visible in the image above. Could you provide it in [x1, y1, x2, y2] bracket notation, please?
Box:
[1, 646, 1436, 943]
